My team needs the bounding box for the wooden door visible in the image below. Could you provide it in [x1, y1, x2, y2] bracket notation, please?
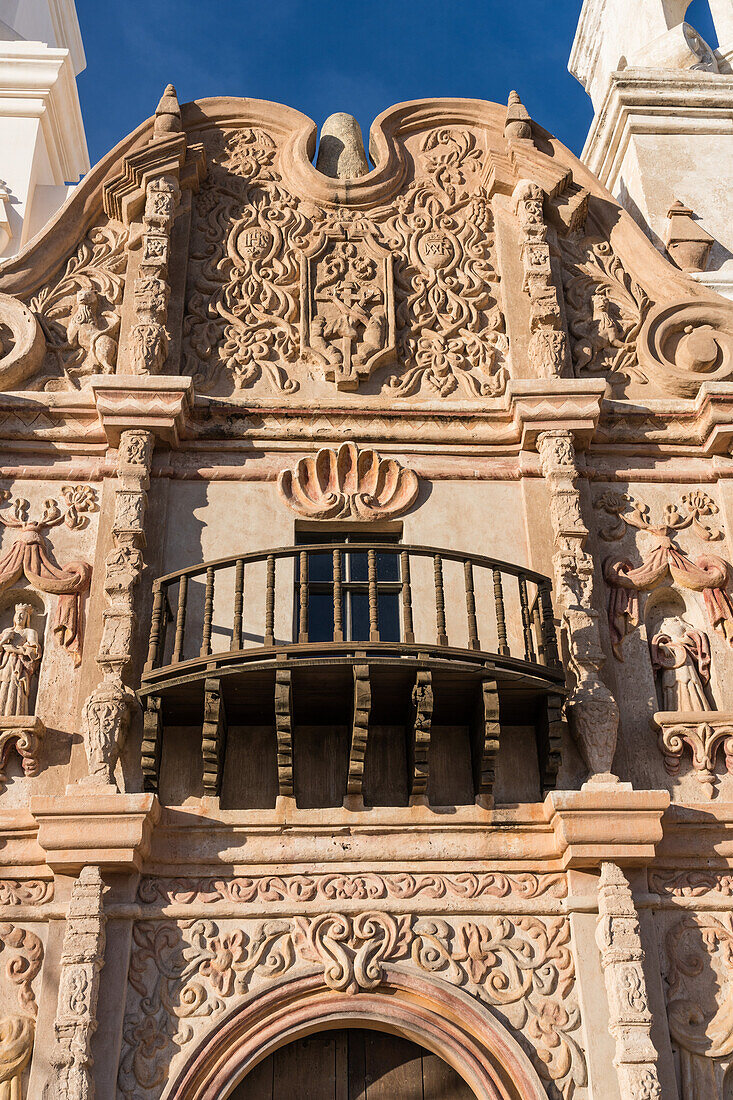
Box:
[228, 1027, 475, 1098]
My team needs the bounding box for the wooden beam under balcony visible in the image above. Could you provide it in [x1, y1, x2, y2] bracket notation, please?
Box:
[409, 669, 433, 802]
[471, 680, 500, 805]
[345, 665, 371, 808]
[141, 695, 162, 793]
[202, 678, 227, 797]
[538, 691, 565, 792]
[275, 668, 294, 798]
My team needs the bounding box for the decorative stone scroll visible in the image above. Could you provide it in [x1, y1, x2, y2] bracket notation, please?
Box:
[0, 716, 44, 790]
[45, 865, 106, 1100]
[664, 911, 733, 1098]
[512, 179, 569, 378]
[596, 863, 661, 1099]
[81, 431, 152, 789]
[538, 429, 619, 780]
[0, 922, 43, 1100]
[0, 293, 46, 390]
[0, 489, 95, 666]
[277, 441, 419, 520]
[119, 912, 585, 1100]
[653, 711, 733, 798]
[595, 490, 733, 659]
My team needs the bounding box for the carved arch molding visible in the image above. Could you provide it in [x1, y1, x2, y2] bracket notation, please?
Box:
[166, 972, 548, 1100]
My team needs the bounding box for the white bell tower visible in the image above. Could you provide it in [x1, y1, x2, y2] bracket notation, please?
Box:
[570, 0, 733, 298]
[0, 0, 89, 258]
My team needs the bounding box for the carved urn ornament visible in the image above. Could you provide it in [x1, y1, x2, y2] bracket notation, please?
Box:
[277, 442, 419, 520]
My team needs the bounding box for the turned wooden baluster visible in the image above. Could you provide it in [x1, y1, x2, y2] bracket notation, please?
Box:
[532, 599, 546, 665]
[434, 554, 448, 647]
[518, 573, 535, 664]
[333, 548, 344, 642]
[493, 568, 510, 657]
[265, 554, 275, 647]
[231, 558, 244, 651]
[464, 559, 479, 651]
[401, 551, 414, 644]
[172, 575, 188, 664]
[145, 584, 165, 671]
[539, 581, 560, 668]
[368, 548, 379, 641]
[298, 551, 309, 643]
[200, 567, 215, 657]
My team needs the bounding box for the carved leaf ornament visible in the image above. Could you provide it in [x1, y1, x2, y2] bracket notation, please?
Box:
[277, 442, 419, 520]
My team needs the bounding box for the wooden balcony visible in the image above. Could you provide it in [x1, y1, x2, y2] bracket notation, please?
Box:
[138, 542, 566, 806]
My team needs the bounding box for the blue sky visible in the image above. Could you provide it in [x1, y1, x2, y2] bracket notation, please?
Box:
[76, 0, 720, 168]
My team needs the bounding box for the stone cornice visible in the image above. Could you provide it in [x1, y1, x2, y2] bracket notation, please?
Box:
[544, 787, 670, 868]
[31, 792, 160, 872]
[90, 374, 193, 447]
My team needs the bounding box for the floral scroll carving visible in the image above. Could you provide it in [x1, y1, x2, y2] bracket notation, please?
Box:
[277, 441, 419, 520]
[26, 224, 128, 389]
[118, 912, 585, 1100]
[664, 912, 733, 1098]
[0, 923, 43, 1100]
[183, 124, 507, 398]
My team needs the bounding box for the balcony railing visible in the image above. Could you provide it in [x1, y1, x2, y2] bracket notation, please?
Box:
[139, 543, 565, 804]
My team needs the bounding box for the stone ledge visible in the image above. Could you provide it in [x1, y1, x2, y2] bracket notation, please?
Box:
[544, 787, 670, 868]
[90, 374, 193, 447]
[31, 792, 160, 872]
[506, 379, 608, 451]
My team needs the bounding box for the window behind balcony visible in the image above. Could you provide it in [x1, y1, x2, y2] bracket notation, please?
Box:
[294, 531, 401, 643]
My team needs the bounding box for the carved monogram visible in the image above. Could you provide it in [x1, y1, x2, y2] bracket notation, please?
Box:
[183, 125, 507, 398]
[118, 913, 585, 1100]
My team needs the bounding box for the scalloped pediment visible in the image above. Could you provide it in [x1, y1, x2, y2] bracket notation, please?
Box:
[0, 91, 728, 406]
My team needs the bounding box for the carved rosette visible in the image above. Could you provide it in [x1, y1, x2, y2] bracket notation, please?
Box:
[46, 866, 106, 1100]
[538, 429, 620, 779]
[277, 441, 419, 520]
[512, 179, 569, 378]
[81, 429, 153, 789]
[596, 863, 661, 1099]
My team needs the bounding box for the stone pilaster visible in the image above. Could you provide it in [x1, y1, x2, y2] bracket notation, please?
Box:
[130, 175, 179, 375]
[44, 866, 106, 1100]
[80, 429, 153, 789]
[596, 862, 661, 1099]
[537, 428, 620, 780]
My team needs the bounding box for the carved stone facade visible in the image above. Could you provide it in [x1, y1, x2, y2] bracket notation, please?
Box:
[0, 54, 730, 1100]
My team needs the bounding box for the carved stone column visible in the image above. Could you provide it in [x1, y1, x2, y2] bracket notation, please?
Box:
[130, 175, 179, 375]
[80, 430, 153, 789]
[596, 862, 661, 1099]
[537, 428, 620, 780]
[45, 866, 106, 1100]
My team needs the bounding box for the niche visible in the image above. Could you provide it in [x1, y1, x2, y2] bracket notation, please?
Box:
[645, 587, 715, 712]
[0, 590, 47, 716]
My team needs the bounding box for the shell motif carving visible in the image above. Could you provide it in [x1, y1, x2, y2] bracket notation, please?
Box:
[277, 442, 419, 520]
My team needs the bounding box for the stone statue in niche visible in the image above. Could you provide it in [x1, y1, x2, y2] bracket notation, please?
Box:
[0, 603, 41, 716]
[650, 617, 712, 712]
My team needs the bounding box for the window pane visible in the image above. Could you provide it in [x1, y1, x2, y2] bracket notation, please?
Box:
[306, 591, 334, 642]
[349, 550, 368, 582]
[377, 550, 399, 581]
[349, 591, 370, 640]
[378, 593, 400, 641]
[307, 551, 333, 583]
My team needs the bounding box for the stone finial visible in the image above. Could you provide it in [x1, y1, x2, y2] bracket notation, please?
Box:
[154, 84, 182, 138]
[315, 113, 369, 179]
[665, 199, 714, 273]
[504, 90, 532, 141]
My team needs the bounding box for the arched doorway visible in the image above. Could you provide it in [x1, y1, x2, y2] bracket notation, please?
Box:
[230, 1027, 475, 1098]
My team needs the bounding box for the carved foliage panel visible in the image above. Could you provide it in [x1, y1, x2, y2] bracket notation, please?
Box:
[182, 125, 508, 400]
[118, 907, 587, 1100]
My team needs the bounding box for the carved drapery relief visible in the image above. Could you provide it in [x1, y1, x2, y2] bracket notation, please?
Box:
[561, 235, 650, 390]
[595, 490, 733, 659]
[183, 125, 507, 398]
[0, 923, 43, 1100]
[538, 429, 619, 779]
[81, 430, 152, 789]
[118, 912, 585, 1100]
[25, 225, 128, 389]
[129, 177, 180, 375]
[512, 179, 569, 378]
[45, 866, 106, 1100]
[277, 441, 419, 520]
[0, 488, 95, 666]
[663, 911, 733, 1098]
[137, 870, 568, 905]
[596, 863, 661, 1099]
